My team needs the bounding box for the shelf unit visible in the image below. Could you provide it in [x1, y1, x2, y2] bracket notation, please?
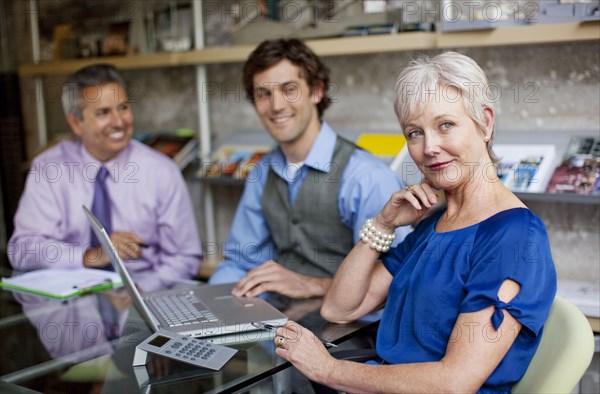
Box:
[19, 9, 600, 262]
[18, 21, 600, 76]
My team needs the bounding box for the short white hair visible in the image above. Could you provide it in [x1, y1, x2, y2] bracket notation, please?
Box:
[394, 51, 498, 163]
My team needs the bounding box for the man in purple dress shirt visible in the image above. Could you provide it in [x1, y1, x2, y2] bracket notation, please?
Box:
[8, 64, 202, 292]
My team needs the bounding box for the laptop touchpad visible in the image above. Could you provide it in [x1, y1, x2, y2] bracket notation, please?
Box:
[214, 295, 252, 308]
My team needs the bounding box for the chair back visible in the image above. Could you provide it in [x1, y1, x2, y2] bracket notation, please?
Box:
[513, 296, 595, 394]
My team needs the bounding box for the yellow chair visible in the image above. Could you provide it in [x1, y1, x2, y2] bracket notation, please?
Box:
[513, 296, 595, 394]
[323, 297, 595, 394]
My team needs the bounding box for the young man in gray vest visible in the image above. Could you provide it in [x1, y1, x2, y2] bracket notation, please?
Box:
[209, 39, 410, 299]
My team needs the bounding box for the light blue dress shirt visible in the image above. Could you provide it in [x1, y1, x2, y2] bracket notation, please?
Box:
[210, 122, 411, 284]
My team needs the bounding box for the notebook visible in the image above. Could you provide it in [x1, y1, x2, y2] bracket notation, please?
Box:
[83, 205, 287, 343]
[0, 268, 122, 299]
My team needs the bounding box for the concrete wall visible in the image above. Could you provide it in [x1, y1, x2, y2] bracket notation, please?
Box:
[17, 44, 600, 284]
[10, 1, 600, 283]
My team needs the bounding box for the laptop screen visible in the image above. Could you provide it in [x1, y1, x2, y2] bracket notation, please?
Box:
[83, 205, 160, 332]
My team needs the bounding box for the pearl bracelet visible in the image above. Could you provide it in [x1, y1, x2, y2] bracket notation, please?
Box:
[359, 218, 396, 253]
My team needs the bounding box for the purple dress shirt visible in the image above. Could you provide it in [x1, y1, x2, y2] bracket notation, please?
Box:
[8, 139, 203, 292]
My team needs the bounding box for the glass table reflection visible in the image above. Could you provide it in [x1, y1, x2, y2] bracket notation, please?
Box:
[0, 279, 378, 394]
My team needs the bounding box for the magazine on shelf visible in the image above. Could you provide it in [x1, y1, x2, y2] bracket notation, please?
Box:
[198, 145, 271, 182]
[493, 144, 557, 193]
[139, 133, 198, 170]
[355, 133, 406, 159]
[546, 136, 600, 196]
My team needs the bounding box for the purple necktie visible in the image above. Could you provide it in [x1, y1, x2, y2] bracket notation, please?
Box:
[90, 166, 113, 249]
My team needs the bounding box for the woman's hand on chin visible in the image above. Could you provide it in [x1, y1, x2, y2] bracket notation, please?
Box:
[376, 182, 440, 229]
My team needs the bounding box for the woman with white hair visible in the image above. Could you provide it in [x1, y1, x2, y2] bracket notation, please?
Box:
[272, 52, 557, 393]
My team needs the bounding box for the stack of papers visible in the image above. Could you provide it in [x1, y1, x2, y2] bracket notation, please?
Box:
[0, 268, 123, 299]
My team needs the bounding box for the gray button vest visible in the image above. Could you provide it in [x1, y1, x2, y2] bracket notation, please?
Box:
[262, 137, 357, 278]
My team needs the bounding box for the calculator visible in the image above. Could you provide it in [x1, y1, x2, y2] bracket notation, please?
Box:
[133, 329, 238, 370]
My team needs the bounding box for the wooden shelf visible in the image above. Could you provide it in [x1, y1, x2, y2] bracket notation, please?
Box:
[307, 31, 437, 56]
[18, 21, 599, 77]
[436, 20, 600, 48]
[17, 50, 215, 76]
[515, 192, 600, 205]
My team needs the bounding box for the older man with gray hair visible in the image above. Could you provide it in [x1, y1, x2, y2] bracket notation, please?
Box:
[9, 64, 202, 292]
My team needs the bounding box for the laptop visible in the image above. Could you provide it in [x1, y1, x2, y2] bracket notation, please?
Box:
[83, 205, 287, 343]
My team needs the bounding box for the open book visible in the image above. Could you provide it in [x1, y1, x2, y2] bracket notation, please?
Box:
[0, 268, 122, 299]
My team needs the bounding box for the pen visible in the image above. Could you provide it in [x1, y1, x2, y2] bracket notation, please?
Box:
[138, 243, 149, 248]
[251, 321, 338, 348]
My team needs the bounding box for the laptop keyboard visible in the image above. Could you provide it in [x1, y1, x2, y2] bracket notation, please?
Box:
[147, 291, 219, 327]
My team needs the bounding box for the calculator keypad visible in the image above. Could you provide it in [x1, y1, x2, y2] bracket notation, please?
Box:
[135, 329, 238, 371]
[171, 339, 217, 361]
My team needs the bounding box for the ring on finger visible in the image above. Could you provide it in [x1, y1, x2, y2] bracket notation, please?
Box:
[405, 185, 412, 192]
[277, 336, 286, 348]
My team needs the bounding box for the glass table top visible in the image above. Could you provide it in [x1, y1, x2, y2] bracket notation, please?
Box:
[0, 281, 377, 393]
